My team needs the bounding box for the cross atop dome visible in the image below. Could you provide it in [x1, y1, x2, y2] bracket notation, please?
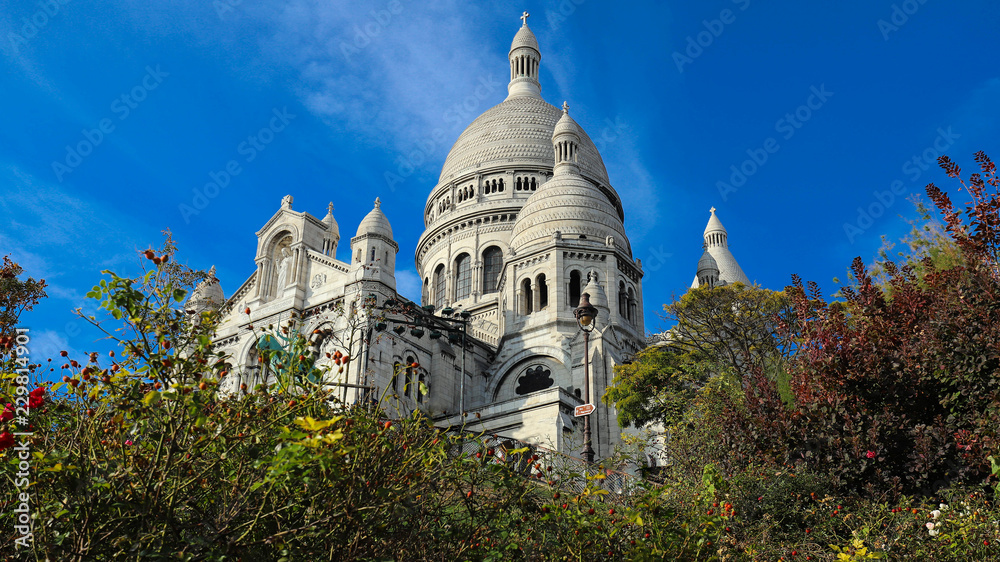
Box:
[710, 206, 716, 214]
[328, 202, 334, 213]
[374, 197, 381, 209]
[521, 11, 530, 26]
[562, 101, 569, 114]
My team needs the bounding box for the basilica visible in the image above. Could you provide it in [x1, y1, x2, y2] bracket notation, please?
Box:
[187, 15, 748, 461]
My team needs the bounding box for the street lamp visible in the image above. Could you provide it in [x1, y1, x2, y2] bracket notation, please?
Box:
[573, 291, 598, 464]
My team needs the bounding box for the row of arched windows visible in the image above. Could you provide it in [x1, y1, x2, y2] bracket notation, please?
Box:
[426, 246, 504, 307]
[515, 176, 537, 191]
[457, 184, 475, 203]
[484, 178, 505, 194]
[520, 274, 548, 315]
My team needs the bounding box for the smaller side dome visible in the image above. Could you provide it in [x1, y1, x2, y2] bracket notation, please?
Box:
[696, 245, 721, 288]
[186, 266, 225, 313]
[552, 102, 582, 176]
[323, 202, 339, 235]
[355, 197, 393, 240]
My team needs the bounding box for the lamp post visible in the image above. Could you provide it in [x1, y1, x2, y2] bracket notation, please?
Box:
[573, 292, 598, 464]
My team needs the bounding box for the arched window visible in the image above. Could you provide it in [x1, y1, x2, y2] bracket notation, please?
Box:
[537, 273, 548, 309]
[393, 361, 401, 392]
[498, 178, 504, 192]
[370, 247, 376, 262]
[627, 287, 636, 323]
[516, 177, 522, 191]
[530, 177, 537, 190]
[569, 270, 582, 307]
[521, 278, 533, 315]
[434, 264, 446, 307]
[619, 281, 628, 319]
[405, 355, 415, 398]
[454, 253, 471, 301]
[481, 246, 502, 294]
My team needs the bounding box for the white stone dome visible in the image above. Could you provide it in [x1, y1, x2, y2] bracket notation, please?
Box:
[355, 198, 393, 240]
[510, 24, 539, 53]
[323, 203, 339, 237]
[187, 266, 225, 312]
[697, 247, 719, 273]
[510, 173, 629, 255]
[437, 96, 610, 185]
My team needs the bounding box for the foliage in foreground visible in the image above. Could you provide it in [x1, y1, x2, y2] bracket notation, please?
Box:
[4, 155, 1000, 560]
[0, 245, 717, 560]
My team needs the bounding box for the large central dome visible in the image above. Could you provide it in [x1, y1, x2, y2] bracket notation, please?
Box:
[437, 96, 611, 185]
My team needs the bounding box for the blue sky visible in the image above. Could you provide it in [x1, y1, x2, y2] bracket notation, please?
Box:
[2, 0, 998, 365]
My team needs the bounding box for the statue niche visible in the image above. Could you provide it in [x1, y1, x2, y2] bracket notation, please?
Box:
[271, 235, 293, 298]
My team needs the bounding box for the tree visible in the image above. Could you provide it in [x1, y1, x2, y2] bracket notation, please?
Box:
[603, 345, 715, 429]
[716, 152, 1000, 495]
[659, 283, 795, 379]
[0, 255, 47, 339]
[605, 283, 793, 434]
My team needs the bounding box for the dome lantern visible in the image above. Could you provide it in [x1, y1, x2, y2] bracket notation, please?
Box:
[507, 11, 542, 99]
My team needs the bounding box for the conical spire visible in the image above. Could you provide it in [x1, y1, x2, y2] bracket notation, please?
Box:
[507, 11, 542, 99]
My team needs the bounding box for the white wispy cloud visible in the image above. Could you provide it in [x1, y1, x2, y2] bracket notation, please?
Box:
[0, 163, 142, 278]
[27, 329, 78, 364]
[260, 1, 504, 159]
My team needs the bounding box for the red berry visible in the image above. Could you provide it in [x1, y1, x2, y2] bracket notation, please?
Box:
[143, 249, 155, 259]
[608, 509, 615, 515]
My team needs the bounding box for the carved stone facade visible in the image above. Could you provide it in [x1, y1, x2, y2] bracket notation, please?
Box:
[201, 15, 647, 461]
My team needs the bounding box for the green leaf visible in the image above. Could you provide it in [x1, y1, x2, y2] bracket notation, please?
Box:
[173, 288, 186, 302]
[142, 390, 161, 406]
